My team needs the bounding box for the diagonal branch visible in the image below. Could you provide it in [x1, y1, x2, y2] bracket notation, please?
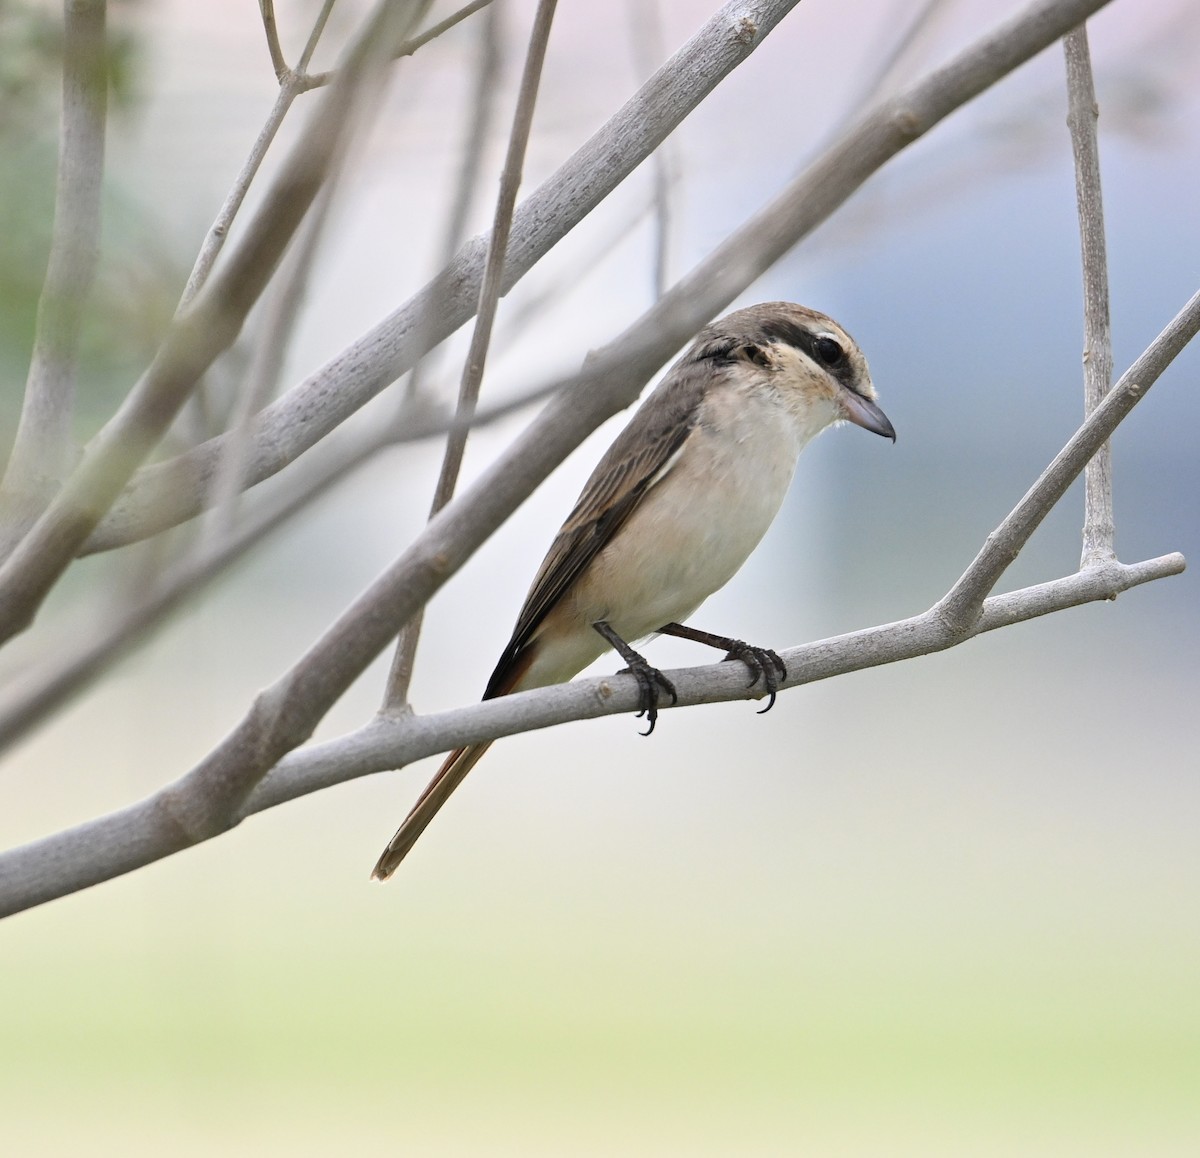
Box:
[0, 0, 108, 558]
[83, 0, 812, 552]
[935, 286, 1200, 633]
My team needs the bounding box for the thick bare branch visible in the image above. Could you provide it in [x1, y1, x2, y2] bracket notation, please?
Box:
[84, 0, 810, 552]
[0, 0, 107, 556]
[0, 1, 431, 646]
[1064, 25, 1115, 565]
[246, 551, 1187, 814]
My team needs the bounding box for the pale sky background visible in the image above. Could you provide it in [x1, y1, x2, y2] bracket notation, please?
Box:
[3, 1, 1199, 1154]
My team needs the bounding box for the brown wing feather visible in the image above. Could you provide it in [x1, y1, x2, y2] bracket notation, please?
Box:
[482, 338, 732, 700]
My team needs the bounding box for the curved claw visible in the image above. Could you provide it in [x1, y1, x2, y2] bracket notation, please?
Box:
[721, 642, 788, 714]
[619, 660, 677, 736]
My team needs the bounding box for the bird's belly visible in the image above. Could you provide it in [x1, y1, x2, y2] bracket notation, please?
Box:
[569, 414, 800, 642]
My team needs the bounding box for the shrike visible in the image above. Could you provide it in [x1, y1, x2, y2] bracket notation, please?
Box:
[372, 301, 894, 880]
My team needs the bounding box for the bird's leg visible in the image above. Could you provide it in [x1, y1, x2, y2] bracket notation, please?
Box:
[656, 622, 788, 714]
[592, 619, 678, 736]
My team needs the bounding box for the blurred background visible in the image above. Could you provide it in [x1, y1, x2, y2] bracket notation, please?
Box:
[2, 0, 1198, 1153]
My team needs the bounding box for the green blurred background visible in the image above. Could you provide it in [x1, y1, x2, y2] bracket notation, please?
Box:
[2, 1, 1198, 1153]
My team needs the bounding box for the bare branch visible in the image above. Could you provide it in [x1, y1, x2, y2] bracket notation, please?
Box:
[0, 0, 107, 556]
[182, 0, 344, 308]
[258, 0, 289, 80]
[1064, 25, 1115, 566]
[935, 286, 1200, 634]
[0, 1, 431, 647]
[384, 0, 557, 709]
[245, 551, 1187, 815]
[86, 0, 1120, 555]
[298, 0, 338, 73]
[626, 0, 673, 298]
[298, 0, 496, 92]
[84, 0, 811, 552]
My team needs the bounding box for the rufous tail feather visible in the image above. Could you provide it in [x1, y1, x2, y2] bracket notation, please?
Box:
[370, 741, 494, 880]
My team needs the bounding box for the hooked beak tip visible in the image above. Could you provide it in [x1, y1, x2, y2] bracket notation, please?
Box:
[840, 390, 896, 442]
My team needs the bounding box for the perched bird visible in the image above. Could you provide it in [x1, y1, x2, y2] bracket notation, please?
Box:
[372, 301, 894, 880]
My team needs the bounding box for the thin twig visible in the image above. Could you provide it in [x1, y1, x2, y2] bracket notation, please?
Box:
[0, 0, 107, 558]
[383, 0, 558, 710]
[299, 0, 495, 92]
[298, 0, 338, 73]
[259, 0, 289, 80]
[385, 0, 505, 706]
[87, 0, 1118, 554]
[626, 0, 672, 299]
[1064, 24, 1115, 566]
[829, 0, 950, 135]
[181, 0, 345, 310]
[180, 90, 294, 310]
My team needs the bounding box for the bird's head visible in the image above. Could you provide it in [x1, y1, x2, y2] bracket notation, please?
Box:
[701, 302, 895, 442]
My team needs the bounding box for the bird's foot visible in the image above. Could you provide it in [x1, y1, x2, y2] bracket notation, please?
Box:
[656, 622, 788, 714]
[593, 619, 678, 736]
[720, 640, 788, 714]
[616, 657, 678, 736]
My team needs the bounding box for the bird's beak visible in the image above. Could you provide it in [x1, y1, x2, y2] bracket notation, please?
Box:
[839, 389, 896, 442]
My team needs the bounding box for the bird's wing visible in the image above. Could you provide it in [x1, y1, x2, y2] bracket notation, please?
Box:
[482, 347, 724, 699]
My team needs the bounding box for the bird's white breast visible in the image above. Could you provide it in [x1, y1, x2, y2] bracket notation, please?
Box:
[571, 380, 820, 643]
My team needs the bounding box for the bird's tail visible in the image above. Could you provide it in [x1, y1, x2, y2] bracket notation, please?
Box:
[370, 742, 494, 881]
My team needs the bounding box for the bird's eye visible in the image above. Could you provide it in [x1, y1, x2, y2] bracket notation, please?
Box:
[814, 336, 844, 366]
